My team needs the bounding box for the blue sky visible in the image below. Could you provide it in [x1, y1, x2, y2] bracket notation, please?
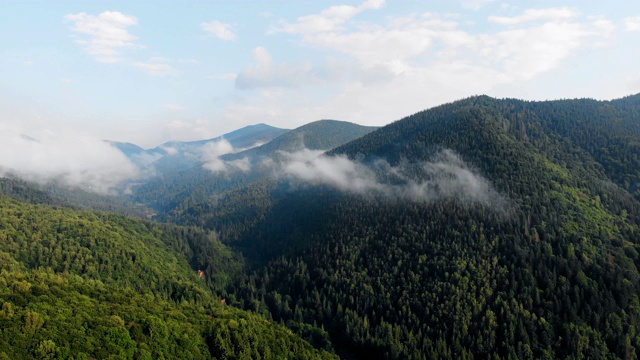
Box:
[2, 0, 640, 148]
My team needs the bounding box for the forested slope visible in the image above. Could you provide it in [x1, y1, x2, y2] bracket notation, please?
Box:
[131, 120, 377, 220]
[0, 176, 148, 217]
[0, 197, 335, 359]
[178, 95, 640, 359]
[4, 94, 639, 359]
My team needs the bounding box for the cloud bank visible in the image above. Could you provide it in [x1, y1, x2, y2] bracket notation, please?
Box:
[277, 149, 505, 208]
[201, 144, 507, 209]
[0, 125, 139, 194]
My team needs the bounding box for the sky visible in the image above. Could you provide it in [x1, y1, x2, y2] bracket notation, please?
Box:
[2, 0, 640, 148]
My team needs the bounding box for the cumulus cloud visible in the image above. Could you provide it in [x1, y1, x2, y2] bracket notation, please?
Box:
[0, 125, 139, 194]
[201, 20, 237, 41]
[64, 11, 140, 63]
[271, 0, 385, 35]
[624, 16, 640, 32]
[286, 6, 602, 82]
[277, 148, 506, 209]
[224, 5, 615, 127]
[235, 47, 315, 89]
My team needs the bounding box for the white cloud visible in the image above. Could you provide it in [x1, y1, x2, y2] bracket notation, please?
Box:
[488, 7, 577, 25]
[133, 62, 177, 76]
[201, 139, 250, 174]
[201, 20, 236, 41]
[201, 140, 234, 172]
[64, 11, 139, 63]
[272, 0, 384, 35]
[276, 148, 506, 209]
[461, 0, 495, 11]
[0, 124, 139, 194]
[161, 146, 179, 155]
[235, 47, 315, 89]
[589, 17, 615, 40]
[225, 5, 614, 125]
[280, 149, 385, 193]
[624, 16, 640, 32]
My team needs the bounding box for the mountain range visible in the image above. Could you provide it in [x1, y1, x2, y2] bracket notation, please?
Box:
[1, 94, 640, 359]
[110, 123, 289, 175]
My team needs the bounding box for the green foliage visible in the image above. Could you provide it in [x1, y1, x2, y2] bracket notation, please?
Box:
[4, 94, 640, 359]
[0, 176, 149, 217]
[182, 95, 640, 359]
[0, 197, 335, 359]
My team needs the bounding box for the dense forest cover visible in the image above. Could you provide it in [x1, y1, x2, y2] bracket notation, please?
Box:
[168, 95, 640, 359]
[2, 94, 640, 359]
[0, 197, 335, 359]
[0, 177, 147, 217]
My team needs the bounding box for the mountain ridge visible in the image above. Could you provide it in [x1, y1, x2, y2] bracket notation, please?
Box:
[110, 123, 289, 174]
[171, 93, 640, 359]
[222, 119, 378, 162]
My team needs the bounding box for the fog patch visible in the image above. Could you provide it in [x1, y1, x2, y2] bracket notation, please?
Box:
[278, 148, 507, 209]
[280, 149, 386, 194]
[0, 126, 139, 194]
[162, 146, 179, 155]
[201, 139, 251, 174]
[130, 151, 163, 168]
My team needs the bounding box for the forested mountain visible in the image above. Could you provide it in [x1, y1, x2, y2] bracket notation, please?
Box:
[129, 120, 377, 219]
[112, 123, 289, 174]
[0, 196, 335, 359]
[222, 120, 378, 161]
[171, 95, 640, 359]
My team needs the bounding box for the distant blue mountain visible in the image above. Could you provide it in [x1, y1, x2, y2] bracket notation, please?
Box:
[109, 124, 289, 174]
[223, 120, 378, 162]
